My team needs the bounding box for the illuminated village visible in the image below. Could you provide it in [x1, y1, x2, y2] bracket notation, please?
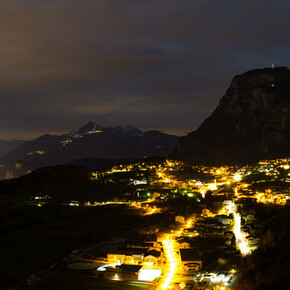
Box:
[44, 157, 290, 290]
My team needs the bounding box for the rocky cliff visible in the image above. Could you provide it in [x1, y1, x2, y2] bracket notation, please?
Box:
[172, 67, 290, 165]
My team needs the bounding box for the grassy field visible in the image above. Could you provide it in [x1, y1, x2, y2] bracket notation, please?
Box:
[0, 204, 143, 288]
[33, 272, 153, 290]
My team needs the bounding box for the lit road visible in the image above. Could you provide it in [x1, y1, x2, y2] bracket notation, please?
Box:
[158, 236, 178, 290]
[229, 206, 251, 256]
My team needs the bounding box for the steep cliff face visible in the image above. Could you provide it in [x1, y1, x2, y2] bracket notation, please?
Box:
[173, 67, 290, 165]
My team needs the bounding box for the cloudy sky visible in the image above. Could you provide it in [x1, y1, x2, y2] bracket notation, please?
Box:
[0, 0, 290, 140]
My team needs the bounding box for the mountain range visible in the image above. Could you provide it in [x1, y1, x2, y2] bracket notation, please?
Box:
[1, 67, 290, 178]
[172, 67, 290, 165]
[0, 123, 179, 179]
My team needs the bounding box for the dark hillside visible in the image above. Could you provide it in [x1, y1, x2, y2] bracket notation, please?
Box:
[236, 211, 290, 289]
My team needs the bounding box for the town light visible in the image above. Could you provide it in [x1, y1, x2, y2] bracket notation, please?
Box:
[208, 183, 217, 191]
[233, 173, 241, 182]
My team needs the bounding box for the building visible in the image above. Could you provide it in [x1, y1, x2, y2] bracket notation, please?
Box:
[107, 249, 146, 265]
[245, 213, 255, 224]
[223, 200, 233, 207]
[202, 208, 211, 216]
[182, 227, 198, 237]
[144, 250, 161, 265]
[218, 214, 233, 225]
[175, 215, 185, 224]
[132, 179, 147, 185]
[176, 238, 191, 249]
[179, 248, 202, 272]
[107, 253, 126, 264]
[107, 247, 162, 266]
[247, 236, 259, 246]
[105, 264, 142, 281]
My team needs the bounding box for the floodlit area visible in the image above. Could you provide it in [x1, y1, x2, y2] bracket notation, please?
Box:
[138, 268, 162, 281]
[209, 273, 233, 284]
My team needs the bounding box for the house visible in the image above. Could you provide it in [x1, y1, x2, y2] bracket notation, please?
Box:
[182, 228, 198, 236]
[107, 253, 126, 264]
[202, 208, 211, 216]
[144, 250, 161, 266]
[247, 236, 259, 246]
[201, 217, 218, 228]
[245, 213, 255, 224]
[224, 237, 232, 246]
[179, 248, 202, 272]
[242, 227, 251, 237]
[195, 216, 206, 222]
[179, 241, 191, 248]
[223, 231, 234, 245]
[224, 231, 234, 239]
[218, 215, 233, 225]
[176, 238, 191, 249]
[223, 200, 233, 207]
[105, 264, 142, 281]
[175, 215, 185, 224]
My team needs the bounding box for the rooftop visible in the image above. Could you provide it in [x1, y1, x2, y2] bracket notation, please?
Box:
[117, 264, 142, 273]
[180, 248, 202, 262]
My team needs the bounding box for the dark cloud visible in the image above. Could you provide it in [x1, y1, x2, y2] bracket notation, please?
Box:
[0, 0, 290, 139]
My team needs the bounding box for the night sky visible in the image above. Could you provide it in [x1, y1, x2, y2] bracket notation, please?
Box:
[1, 0, 290, 140]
